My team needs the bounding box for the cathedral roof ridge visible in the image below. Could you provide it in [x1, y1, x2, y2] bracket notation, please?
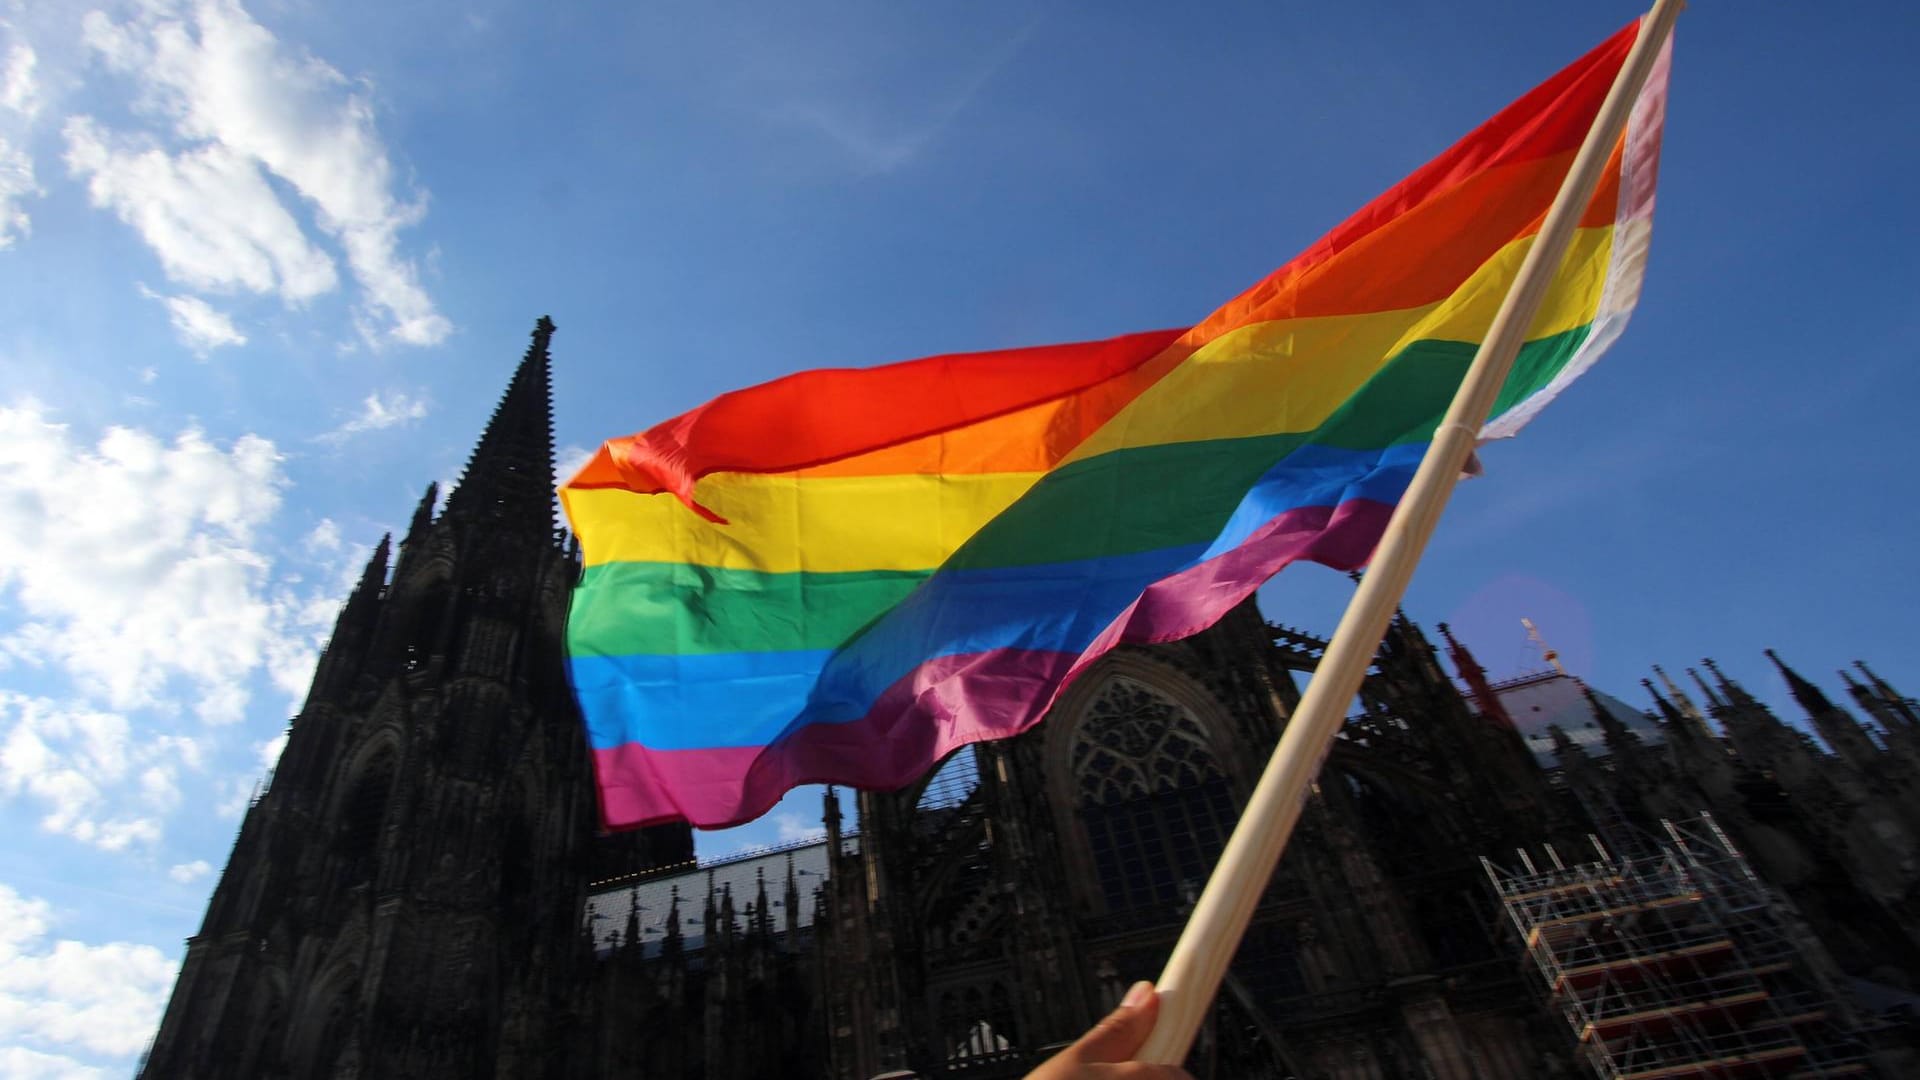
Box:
[1486, 667, 1565, 693]
[586, 830, 856, 892]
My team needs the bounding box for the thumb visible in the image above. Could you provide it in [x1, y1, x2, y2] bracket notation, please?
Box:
[1070, 981, 1160, 1063]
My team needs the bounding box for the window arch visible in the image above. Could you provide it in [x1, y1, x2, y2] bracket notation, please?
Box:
[937, 982, 1019, 1061]
[288, 960, 360, 1080]
[1072, 676, 1237, 914]
[402, 575, 451, 672]
[336, 745, 397, 875]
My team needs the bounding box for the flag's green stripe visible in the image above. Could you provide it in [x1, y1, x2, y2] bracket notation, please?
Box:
[570, 565, 929, 658]
[941, 323, 1589, 571]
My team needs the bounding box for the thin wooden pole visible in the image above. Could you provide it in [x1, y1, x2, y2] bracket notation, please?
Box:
[1137, 0, 1683, 1063]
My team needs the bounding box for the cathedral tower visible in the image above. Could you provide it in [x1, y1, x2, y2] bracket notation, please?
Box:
[140, 320, 691, 1080]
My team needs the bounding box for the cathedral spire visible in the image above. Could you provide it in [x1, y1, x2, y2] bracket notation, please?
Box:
[1438, 622, 1517, 732]
[1643, 677, 1681, 724]
[443, 317, 560, 537]
[357, 533, 392, 597]
[392, 484, 439, 581]
[662, 885, 684, 966]
[1655, 665, 1699, 718]
[303, 533, 391, 706]
[1844, 668, 1908, 735]
[823, 785, 843, 850]
[1645, 675, 1719, 759]
[405, 482, 438, 546]
[1855, 661, 1919, 730]
[1581, 680, 1641, 758]
[1769, 650, 1879, 769]
[784, 853, 800, 943]
[1702, 658, 1761, 711]
[1840, 669, 1866, 693]
[701, 875, 722, 962]
[1687, 667, 1726, 714]
[1546, 723, 1588, 766]
[753, 867, 773, 940]
[623, 885, 643, 955]
[1766, 649, 1836, 717]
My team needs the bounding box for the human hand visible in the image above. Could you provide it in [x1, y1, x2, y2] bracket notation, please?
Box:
[1021, 981, 1195, 1079]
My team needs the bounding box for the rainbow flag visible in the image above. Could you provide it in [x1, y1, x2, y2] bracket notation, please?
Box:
[562, 20, 1670, 829]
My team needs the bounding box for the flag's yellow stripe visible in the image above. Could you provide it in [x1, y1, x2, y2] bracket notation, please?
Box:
[1062, 226, 1612, 463]
[565, 471, 1045, 576]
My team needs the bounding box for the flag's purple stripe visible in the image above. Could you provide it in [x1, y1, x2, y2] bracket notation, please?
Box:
[592, 497, 1396, 828]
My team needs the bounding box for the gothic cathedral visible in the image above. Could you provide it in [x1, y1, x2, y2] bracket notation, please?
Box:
[141, 323, 1920, 1079]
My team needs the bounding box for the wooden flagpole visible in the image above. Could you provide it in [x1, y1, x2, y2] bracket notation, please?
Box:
[1137, 0, 1683, 1063]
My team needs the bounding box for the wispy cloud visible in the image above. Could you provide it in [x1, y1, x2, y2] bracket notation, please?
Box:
[65, 117, 337, 300]
[0, 134, 30, 248]
[1, 41, 40, 119]
[766, 14, 1043, 175]
[165, 859, 210, 884]
[138, 284, 247, 355]
[318, 390, 428, 443]
[774, 812, 826, 845]
[0, 37, 39, 247]
[73, 0, 449, 345]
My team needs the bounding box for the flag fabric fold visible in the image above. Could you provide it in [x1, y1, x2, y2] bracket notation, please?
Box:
[562, 20, 1671, 829]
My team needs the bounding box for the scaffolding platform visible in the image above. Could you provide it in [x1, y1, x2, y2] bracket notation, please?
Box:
[1483, 814, 1872, 1080]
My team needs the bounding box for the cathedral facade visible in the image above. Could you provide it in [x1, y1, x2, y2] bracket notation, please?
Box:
[141, 325, 1920, 1079]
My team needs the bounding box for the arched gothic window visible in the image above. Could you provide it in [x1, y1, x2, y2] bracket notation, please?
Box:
[404, 580, 451, 672]
[1073, 676, 1237, 914]
[938, 983, 1019, 1061]
[337, 747, 396, 876]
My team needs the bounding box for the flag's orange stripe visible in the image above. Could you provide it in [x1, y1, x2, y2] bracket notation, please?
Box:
[792, 145, 1625, 481]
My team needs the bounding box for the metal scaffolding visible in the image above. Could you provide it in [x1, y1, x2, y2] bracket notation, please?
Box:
[1483, 814, 1871, 1080]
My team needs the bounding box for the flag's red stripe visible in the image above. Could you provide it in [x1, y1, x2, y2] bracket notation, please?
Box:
[568, 328, 1184, 508]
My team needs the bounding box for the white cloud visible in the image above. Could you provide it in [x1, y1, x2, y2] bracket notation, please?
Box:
[79, 0, 450, 345]
[212, 775, 252, 820]
[555, 443, 592, 486]
[0, 134, 33, 249]
[304, 517, 341, 553]
[774, 812, 826, 845]
[0, 401, 292, 724]
[256, 730, 286, 771]
[319, 389, 427, 443]
[3, 41, 42, 119]
[0, 883, 178, 1067]
[138, 286, 246, 355]
[64, 116, 336, 302]
[0, 1045, 109, 1080]
[166, 860, 210, 884]
[0, 36, 37, 248]
[0, 693, 195, 852]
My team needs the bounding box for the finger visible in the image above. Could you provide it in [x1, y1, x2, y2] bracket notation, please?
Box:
[1070, 981, 1161, 1064]
[1087, 1064, 1196, 1079]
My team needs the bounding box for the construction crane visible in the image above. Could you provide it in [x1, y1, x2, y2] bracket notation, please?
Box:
[1521, 617, 1567, 676]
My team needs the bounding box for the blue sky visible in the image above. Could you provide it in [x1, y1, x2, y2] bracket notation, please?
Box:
[0, 1, 1915, 1074]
